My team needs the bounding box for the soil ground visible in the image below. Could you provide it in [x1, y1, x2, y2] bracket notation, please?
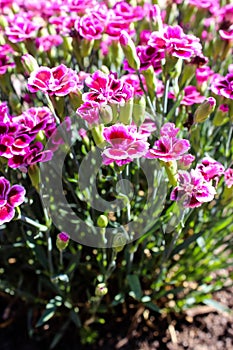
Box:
[0, 286, 233, 350]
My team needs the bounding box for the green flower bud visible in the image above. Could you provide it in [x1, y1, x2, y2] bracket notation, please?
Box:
[91, 124, 105, 147]
[119, 99, 133, 125]
[95, 283, 108, 297]
[112, 232, 127, 252]
[69, 90, 83, 110]
[21, 54, 39, 74]
[56, 232, 70, 251]
[119, 31, 140, 71]
[213, 104, 229, 126]
[80, 39, 94, 57]
[194, 97, 216, 123]
[0, 15, 8, 29]
[179, 63, 196, 89]
[132, 96, 146, 127]
[28, 164, 41, 192]
[100, 105, 113, 124]
[97, 215, 108, 228]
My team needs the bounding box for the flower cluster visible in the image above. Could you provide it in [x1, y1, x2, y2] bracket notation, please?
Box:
[0, 0, 231, 228]
[0, 176, 25, 225]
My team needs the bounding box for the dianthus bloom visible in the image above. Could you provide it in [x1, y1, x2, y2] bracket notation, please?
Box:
[170, 169, 216, 208]
[211, 73, 233, 99]
[82, 70, 134, 106]
[74, 14, 104, 40]
[0, 176, 25, 225]
[224, 168, 233, 188]
[148, 25, 202, 59]
[0, 53, 15, 75]
[28, 64, 79, 96]
[196, 156, 225, 183]
[146, 123, 191, 162]
[5, 16, 41, 43]
[102, 124, 149, 166]
[35, 34, 63, 52]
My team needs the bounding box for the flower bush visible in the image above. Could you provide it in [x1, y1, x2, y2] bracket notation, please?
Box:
[0, 0, 233, 347]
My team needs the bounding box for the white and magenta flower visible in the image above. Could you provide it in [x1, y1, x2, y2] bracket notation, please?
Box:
[28, 64, 79, 96]
[0, 53, 15, 75]
[196, 157, 225, 183]
[75, 14, 104, 40]
[112, 1, 144, 22]
[0, 176, 25, 225]
[82, 70, 134, 106]
[224, 168, 233, 188]
[12, 107, 56, 139]
[196, 66, 214, 85]
[148, 25, 202, 59]
[5, 16, 42, 43]
[35, 34, 63, 52]
[102, 124, 149, 166]
[211, 73, 233, 99]
[170, 169, 216, 208]
[146, 123, 191, 162]
[77, 102, 100, 125]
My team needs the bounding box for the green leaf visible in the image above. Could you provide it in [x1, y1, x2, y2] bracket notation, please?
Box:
[127, 274, 142, 300]
[203, 299, 233, 315]
[69, 309, 81, 328]
[143, 301, 161, 313]
[36, 306, 56, 327]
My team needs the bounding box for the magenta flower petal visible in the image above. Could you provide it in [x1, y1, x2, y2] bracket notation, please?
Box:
[8, 185, 26, 207]
[0, 204, 15, 225]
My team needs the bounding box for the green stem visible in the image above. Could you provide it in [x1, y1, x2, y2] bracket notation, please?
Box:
[163, 75, 170, 121]
[18, 215, 48, 231]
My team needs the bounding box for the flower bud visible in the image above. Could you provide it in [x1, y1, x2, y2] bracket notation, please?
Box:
[132, 96, 146, 127]
[21, 54, 39, 74]
[119, 30, 140, 71]
[56, 232, 70, 251]
[119, 99, 133, 125]
[80, 39, 94, 57]
[91, 124, 105, 147]
[213, 104, 229, 126]
[69, 90, 83, 110]
[141, 66, 156, 100]
[112, 232, 127, 252]
[100, 105, 113, 124]
[95, 283, 108, 297]
[28, 164, 41, 192]
[194, 97, 216, 123]
[97, 215, 108, 228]
[0, 15, 8, 29]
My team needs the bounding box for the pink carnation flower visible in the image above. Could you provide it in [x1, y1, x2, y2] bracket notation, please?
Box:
[196, 157, 225, 183]
[211, 73, 233, 99]
[102, 124, 149, 166]
[219, 25, 233, 41]
[146, 123, 191, 162]
[75, 14, 104, 40]
[12, 107, 56, 138]
[28, 64, 79, 96]
[181, 86, 206, 106]
[148, 25, 202, 59]
[0, 176, 25, 225]
[35, 34, 63, 52]
[0, 54, 15, 75]
[224, 168, 233, 188]
[82, 70, 134, 106]
[196, 66, 214, 85]
[112, 1, 144, 22]
[170, 169, 216, 208]
[5, 16, 41, 43]
[77, 102, 100, 125]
